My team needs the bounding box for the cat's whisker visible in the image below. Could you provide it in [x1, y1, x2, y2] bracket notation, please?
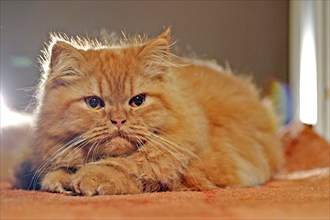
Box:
[151, 130, 200, 159]
[141, 136, 176, 173]
[150, 131, 212, 182]
[123, 121, 161, 167]
[30, 144, 71, 189]
[146, 138, 176, 160]
[91, 139, 103, 162]
[29, 134, 88, 189]
[68, 140, 90, 165]
[130, 120, 193, 169]
[85, 127, 109, 141]
[147, 136, 188, 168]
[130, 133, 149, 155]
[146, 136, 202, 189]
[134, 118, 203, 189]
[85, 139, 98, 163]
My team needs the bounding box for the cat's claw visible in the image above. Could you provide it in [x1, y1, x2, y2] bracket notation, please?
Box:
[70, 175, 99, 196]
[63, 190, 80, 196]
[41, 182, 69, 194]
[42, 183, 79, 196]
[40, 169, 73, 194]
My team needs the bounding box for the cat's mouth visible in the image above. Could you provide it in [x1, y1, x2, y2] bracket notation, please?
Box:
[96, 131, 146, 157]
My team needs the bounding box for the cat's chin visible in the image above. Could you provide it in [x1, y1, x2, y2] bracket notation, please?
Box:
[100, 137, 138, 157]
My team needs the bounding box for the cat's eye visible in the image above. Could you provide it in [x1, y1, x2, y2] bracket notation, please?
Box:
[85, 96, 105, 110]
[129, 94, 146, 107]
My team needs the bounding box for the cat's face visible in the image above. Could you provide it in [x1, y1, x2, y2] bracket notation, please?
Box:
[37, 31, 177, 162]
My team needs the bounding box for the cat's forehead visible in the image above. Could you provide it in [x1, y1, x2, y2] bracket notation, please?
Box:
[81, 48, 147, 98]
[84, 49, 138, 71]
[83, 48, 140, 75]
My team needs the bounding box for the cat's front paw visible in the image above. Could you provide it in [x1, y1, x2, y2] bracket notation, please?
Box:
[70, 164, 141, 196]
[41, 169, 73, 194]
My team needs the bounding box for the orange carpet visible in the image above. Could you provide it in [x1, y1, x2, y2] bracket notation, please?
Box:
[1, 124, 329, 219]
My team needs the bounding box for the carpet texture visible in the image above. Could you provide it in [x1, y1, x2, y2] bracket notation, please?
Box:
[1, 124, 329, 219]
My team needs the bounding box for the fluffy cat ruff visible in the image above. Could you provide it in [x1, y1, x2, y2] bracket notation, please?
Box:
[14, 29, 284, 195]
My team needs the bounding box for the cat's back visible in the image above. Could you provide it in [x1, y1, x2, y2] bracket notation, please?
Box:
[172, 60, 283, 186]
[172, 60, 268, 124]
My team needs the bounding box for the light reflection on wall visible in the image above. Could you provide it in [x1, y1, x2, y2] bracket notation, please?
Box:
[0, 95, 32, 128]
[299, 1, 318, 125]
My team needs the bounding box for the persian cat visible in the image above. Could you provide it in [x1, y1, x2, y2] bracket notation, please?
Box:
[14, 29, 283, 195]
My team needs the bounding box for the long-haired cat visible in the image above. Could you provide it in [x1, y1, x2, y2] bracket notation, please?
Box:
[14, 29, 284, 195]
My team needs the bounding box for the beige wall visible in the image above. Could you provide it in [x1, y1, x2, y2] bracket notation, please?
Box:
[0, 1, 288, 111]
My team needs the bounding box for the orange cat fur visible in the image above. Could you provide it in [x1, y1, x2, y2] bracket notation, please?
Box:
[14, 29, 284, 195]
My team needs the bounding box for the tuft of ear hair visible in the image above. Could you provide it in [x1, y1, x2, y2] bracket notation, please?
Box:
[138, 28, 178, 73]
[45, 41, 85, 87]
[50, 41, 82, 69]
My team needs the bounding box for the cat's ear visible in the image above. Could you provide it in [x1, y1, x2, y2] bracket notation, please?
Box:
[139, 28, 172, 57]
[46, 41, 85, 86]
[49, 41, 84, 69]
[138, 28, 176, 73]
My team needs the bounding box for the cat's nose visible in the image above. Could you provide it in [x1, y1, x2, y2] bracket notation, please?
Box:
[111, 118, 127, 129]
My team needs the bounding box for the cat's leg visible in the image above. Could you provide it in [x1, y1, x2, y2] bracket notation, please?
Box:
[41, 168, 74, 194]
[70, 163, 142, 196]
[70, 150, 188, 195]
